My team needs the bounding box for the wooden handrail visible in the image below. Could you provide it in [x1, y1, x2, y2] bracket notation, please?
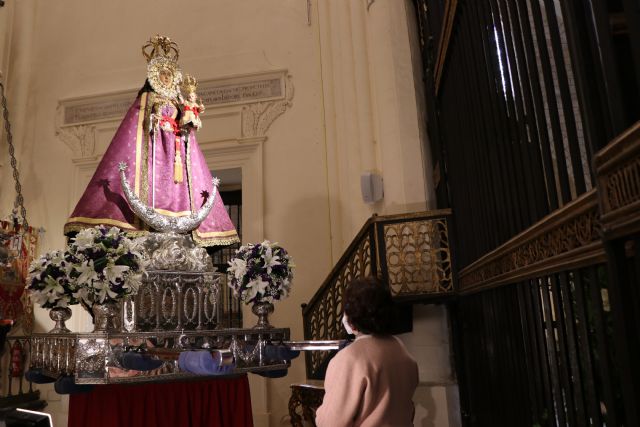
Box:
[302, 215, 378, 316]
[458, 190, 605, 294]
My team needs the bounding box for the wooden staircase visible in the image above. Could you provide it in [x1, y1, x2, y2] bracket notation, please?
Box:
[301, 209, 454, 380]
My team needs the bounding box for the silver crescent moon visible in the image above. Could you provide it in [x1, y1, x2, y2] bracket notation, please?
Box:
[118, 162, 217, 234]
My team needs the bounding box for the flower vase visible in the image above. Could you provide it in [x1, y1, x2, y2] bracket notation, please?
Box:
[92, 301, 122, 332]
[49, 307, 72, 334]
[251, 301, 274, 329]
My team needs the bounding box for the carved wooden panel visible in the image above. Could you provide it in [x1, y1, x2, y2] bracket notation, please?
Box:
[595, 121, 640, 239]
[289, 384, 324, 427]
[459, 191, 605, 293]
[382, 218, 452, 296]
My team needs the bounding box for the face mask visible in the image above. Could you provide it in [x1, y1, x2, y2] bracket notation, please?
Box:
[342, 314, 354, 335]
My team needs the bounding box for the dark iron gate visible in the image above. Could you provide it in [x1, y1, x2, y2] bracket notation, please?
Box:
[414, 0, 640, 425]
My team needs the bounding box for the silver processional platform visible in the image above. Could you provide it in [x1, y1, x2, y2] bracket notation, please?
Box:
[27, 233, 338, 385]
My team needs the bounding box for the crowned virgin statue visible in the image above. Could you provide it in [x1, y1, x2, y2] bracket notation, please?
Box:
[64, 36, 239, 247]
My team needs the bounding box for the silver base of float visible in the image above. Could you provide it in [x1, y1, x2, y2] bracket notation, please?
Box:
[30, 328, 292, 384]
[26, 233, 343, 385]
[28, 331, 342, 385]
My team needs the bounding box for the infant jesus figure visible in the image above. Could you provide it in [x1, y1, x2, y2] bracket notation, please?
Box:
[180, 74, 205, 131]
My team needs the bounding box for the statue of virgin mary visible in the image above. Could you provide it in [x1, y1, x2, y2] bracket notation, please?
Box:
[64, 36, 239, 247]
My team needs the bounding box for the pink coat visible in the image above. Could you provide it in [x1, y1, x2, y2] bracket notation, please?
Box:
[315, 335, 419, 427]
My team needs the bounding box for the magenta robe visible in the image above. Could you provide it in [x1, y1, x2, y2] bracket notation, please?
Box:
[64, 92, 239, 247]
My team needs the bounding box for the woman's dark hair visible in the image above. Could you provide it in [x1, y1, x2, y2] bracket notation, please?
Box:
[137, 79, 183, 121]
[343, 276, 395, 335]
[138, 79, 153, 96]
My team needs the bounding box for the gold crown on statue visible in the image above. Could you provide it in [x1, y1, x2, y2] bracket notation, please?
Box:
[142, 35, 180, 63]
[143, 35, 182, 99]
[182, 74, 198, 93]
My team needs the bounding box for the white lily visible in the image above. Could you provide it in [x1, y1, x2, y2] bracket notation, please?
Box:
[124, 273, 142, 293]
[49, 250, 65, 265]
[229, 258, 247, 281]
[93, 281, 118, 303]
[73, 228, 97, 250]
[245, 277, 270, 302]
[75, 260, 98, 285]
[106, 227, 121, 238]
[73, 287, 92, 307]
[53, 297, 69, 308]
[44, 276, 64, 294]
[263, 246, 281, 275]
[104, 263, 129, 284]
[45, 290, 62, 305]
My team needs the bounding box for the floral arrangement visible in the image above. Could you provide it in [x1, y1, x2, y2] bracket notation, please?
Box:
[227, 241, 294, 304]
[26, 226, 146, 309]
[67, 226, 146, 306]
[27, 250, 79, 309]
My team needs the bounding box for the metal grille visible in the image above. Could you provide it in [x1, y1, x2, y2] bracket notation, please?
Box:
[413, 0, 640, 425]
[455, 266, 624, 426]
[414, 0, 640, 269]
[210, 189, 242, 328]
[0, 336, 46, 410]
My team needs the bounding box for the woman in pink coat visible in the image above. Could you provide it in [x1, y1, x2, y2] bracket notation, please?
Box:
[315, 277, 419, 427]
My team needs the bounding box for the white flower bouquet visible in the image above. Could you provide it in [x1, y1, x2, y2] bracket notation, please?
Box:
[67, 226, 146, 306]
[227, 241, 294, 304]
[27, 250, 79, 309]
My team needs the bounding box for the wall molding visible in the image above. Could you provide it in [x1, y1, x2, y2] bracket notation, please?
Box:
[435, 0, 458, 94]
[241, 75, 294, 137]
[458, 190, 605, 294]
[56, 70, 293, 160]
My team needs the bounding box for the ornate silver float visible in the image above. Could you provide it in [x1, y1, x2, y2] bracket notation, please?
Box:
[28, 232, 299, 384]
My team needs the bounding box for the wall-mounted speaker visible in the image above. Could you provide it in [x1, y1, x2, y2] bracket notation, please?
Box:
[360, 171, 384, 204]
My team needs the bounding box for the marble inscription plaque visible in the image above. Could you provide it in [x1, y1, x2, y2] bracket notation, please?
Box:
[64, 97, 133, 125]
[199, 77, 282, 106]
[60, 71, 286, 126]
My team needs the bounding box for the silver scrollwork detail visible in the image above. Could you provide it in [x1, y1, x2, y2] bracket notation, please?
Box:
[118, 162, 218, 233]
[138, 232, 214, 272]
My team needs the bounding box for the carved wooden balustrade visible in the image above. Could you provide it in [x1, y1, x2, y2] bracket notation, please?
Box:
[301, 210, 454, 379]
[288, 384, 324, 427]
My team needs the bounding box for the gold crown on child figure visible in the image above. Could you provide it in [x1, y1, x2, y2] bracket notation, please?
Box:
[182, 74, 198, 93]
[142, 35, 180, 63]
